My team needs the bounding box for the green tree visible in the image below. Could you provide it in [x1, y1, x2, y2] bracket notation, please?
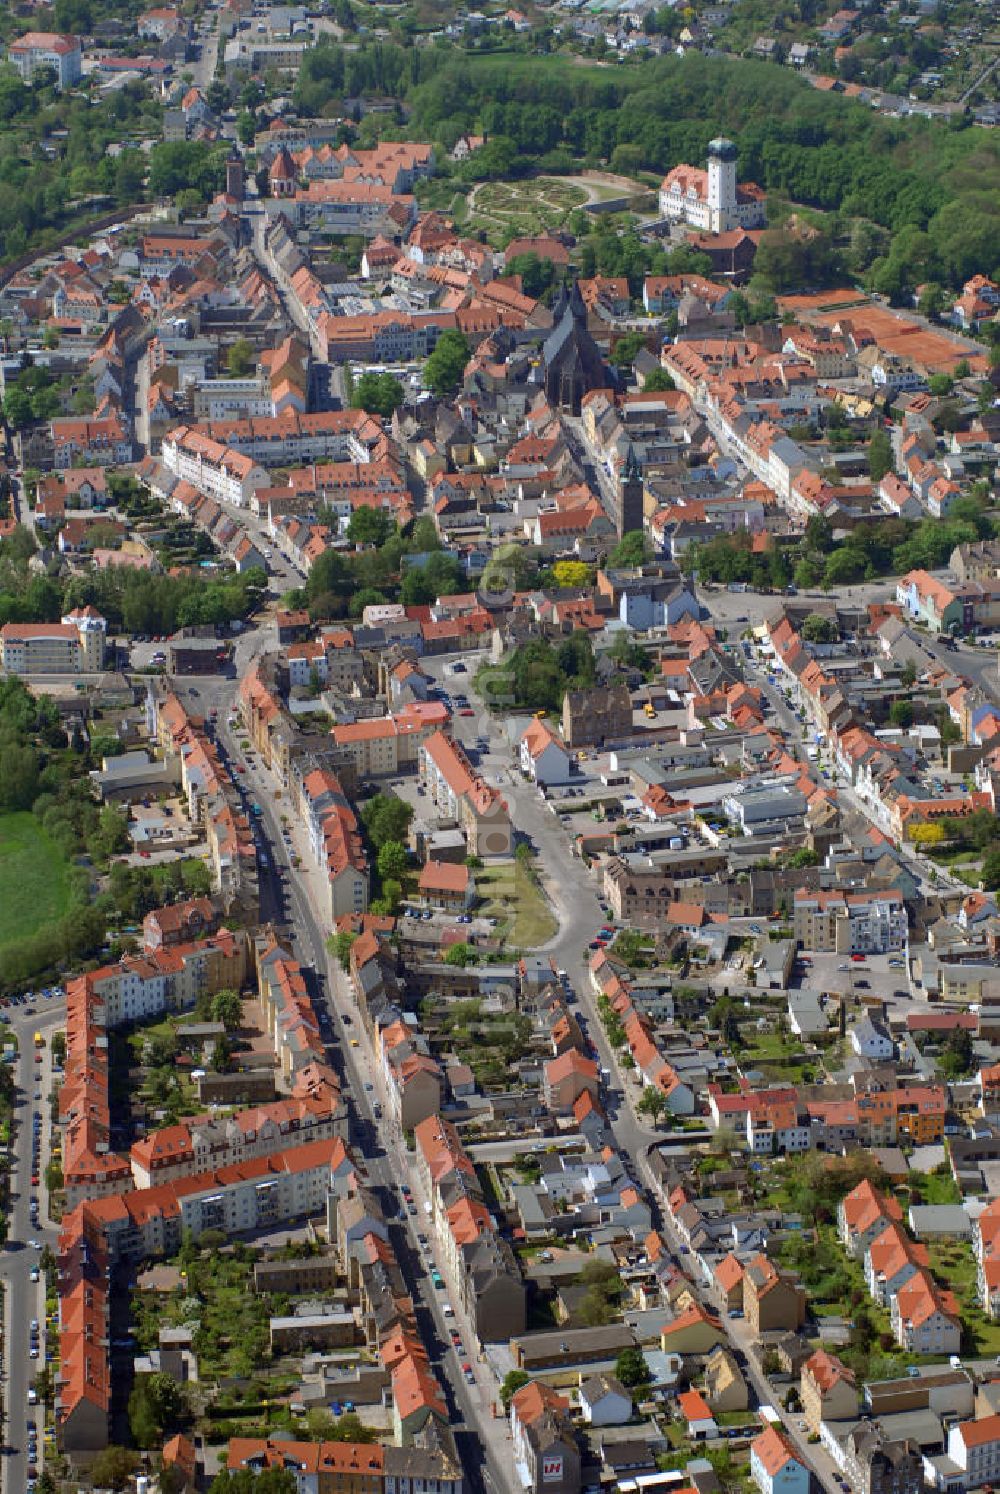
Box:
[822, 548, 866, 587]
[636, 1086, 669, 1125]
[361, 793, 414, 848]
[868, 427, 893, 483]
[611, 330, 646, 368]
[325, 1411, 378, 1442]
[330, 930, 356, 970]
[376, 839, 408, 881]
[444, 942, 478, 967]
[226, 339, 255, 377]
[615, 1346, 652, 1388]
[209, 1470, 298, 1494]
[610, 530, 652, 567]
[351, 371, 405, 417]
[983, 847, 1000, 892]
[642, 367, 675, 392]
[889, 699, 914, 729]
[801, 613, 838, 643]
[210, 988, 243, 1031]
[347, 506, 395, 548]
[500, 1369, 530, 1408]
[424, 330, 470, 396]
[88, 1447, 141, 1491]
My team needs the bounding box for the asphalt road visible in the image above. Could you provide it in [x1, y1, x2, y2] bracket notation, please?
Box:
[0, 1002, 64, 1494]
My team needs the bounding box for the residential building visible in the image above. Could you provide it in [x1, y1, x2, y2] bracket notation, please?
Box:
[742, 1254, 807, 1337]
[578, 1375, 632, 1426]
[510, 1382, 581, 1494]
[801, 1350, 857, 1432]
[1, 607, 106, 676]
[419, 731, 512, 858]
[8, 31, 82, 87]
[417, 860, 474, 913]
[793, 889, 908, 954]
[562, 684, 632, 748]
[843, 1424, 922, 1494]
[520, 718, 573, 786]
[750, 1425, 810, 1494]
[947, 1414, 1000, 1489]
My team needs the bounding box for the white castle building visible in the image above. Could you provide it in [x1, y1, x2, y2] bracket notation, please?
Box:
[658, 137, 766, 235]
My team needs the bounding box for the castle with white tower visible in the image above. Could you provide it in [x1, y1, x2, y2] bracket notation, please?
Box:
[658, 137, 766, 235]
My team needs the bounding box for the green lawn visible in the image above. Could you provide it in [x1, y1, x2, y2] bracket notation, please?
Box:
[476, 860, 557, 950]
[929, 1239, 1000, 1355]
[0, 811, 73, 951]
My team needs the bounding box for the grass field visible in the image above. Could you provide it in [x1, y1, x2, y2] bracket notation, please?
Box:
[477, 860, 557, 950]
[0, 811, 73, 950]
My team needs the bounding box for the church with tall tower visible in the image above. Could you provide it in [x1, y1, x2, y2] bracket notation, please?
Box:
[658, 137, 766, 235]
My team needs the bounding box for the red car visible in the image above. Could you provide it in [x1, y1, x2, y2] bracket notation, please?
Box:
[459, 708, 475, 717]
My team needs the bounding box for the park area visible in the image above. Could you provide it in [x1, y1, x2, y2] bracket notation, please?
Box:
[0, 811, 73, 953]
[476, 859, 556, 950]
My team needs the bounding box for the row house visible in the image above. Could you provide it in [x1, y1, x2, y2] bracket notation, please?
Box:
[255, 933, 326, 1081]
[839, 1179, 904, 1259]
[299, 768, 369, 922]
[155, 692, 257, 916]
[864, 1222, 928, 1307]
[50, 414, 131, 470]
[224, 1437, 462, 1494]
[800, 1350, 857, 1433]
[975, 1197, 1000, 1319]
[273, 179, 417, 237]
[947, 1416, 1000, 1491]
[742, 1253, 807, 1337]
[890, 1270, 960, 1356]
[129, 1091, 347, 1189]
[60, 931, 248, 1209]
[510, 1382, 581, 1494]
[161, 425, 270, 506]
[71, 1138, 347, 1273]
[840, 1182, 960, 1355]
[332, 701, 452, 780]
[414, 1114, 525, 1343]
[378, 1017, 442, 1133]
[317, 304, 519, 366]
[57, 1138, 350, 1452]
